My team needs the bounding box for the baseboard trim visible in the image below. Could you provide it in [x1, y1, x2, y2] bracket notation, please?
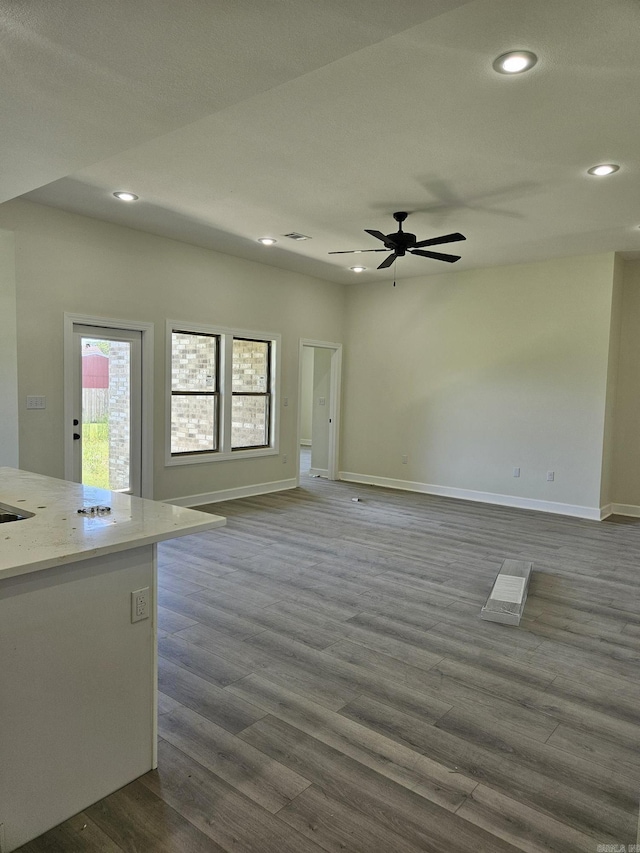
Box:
[338, 471, 603, 521]
[599, 503, 613, 520]
[163, 471, 625, 521]
[164, 477, 298, 508]
[309, 467, 328, 478]
[610, 503, 640, 518]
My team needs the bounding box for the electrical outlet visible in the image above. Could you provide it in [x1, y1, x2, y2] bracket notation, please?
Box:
[513, 467, 520, 478]
[131, 587, 150, 623]
[283, 397, 288, 407]
[319, 397, 326, 406]
[283, 454, 287, 464]
[401, 454, 408, 464]
[546, 471, 555, 482]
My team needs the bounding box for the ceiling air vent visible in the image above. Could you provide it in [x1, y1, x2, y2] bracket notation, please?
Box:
[283, 232, 311, 241]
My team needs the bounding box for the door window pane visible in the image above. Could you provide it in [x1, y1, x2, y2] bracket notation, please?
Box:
[81, 337, 131, 491]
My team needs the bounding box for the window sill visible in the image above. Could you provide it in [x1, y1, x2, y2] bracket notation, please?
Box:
[165, 447, 279, 467]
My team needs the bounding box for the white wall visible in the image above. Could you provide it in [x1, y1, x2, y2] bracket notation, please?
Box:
[4, 195, 638, 519]
[0, 199, 345, 502]
[0, 229, 19, 467]
[341, 253, 617, 516]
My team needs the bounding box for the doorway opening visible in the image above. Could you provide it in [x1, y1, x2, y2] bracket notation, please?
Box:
[298, 340, 342, 483]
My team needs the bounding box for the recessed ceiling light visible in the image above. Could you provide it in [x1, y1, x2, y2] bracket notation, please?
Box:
[587, 164, 620, 176]
[258, 237, 277, 245]
[350, 266, 366, 273]
[113, 191, 139, 201]
[493, 50, 538, 74]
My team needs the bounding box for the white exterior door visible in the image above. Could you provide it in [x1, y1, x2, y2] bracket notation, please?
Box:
[71, 324, 143, 495]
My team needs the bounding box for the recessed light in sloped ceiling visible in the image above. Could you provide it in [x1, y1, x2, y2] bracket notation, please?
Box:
[587, 164, 620, 176]
[493, 50, 538, 74]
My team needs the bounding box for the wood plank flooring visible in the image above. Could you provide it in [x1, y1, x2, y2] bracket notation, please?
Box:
[20, 453, 640, 852]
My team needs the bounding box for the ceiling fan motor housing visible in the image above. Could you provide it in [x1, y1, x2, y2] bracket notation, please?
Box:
[387, 231, 416, 252]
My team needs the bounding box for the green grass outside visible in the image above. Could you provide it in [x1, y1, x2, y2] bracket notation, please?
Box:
[82, 422, 110, 489]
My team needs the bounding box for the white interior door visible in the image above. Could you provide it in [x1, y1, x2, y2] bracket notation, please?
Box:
[71, 324, 142, 495]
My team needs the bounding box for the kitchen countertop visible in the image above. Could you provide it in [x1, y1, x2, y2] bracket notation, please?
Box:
[0, 467, 225, 580]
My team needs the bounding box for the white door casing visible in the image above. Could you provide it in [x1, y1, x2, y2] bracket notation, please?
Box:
[64, 314, 154, 497]
[297, 339, 342, 483]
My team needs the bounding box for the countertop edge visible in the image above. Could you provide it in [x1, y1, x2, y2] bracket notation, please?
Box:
[0, 515, 226, 582]
[0, 468, 228, 582]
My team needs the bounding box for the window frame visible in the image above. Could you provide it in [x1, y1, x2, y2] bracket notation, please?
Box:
[231, 337, 272, 451]
[165, 321, 280, 466]
[169, 328, 220, 457]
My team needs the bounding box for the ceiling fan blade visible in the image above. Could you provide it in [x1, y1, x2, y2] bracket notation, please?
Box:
[410, 249, 461, 263]
[413, 232, 466, 248]
[365, 229, 396, 246]
[328, 249, 388, 254]
[377, 253, 398, 270]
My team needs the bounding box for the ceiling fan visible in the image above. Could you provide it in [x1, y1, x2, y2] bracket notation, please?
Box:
[329, 211, 466, 269]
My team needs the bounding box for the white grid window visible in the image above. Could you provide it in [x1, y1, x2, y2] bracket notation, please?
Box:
[166, 322, 279, 465]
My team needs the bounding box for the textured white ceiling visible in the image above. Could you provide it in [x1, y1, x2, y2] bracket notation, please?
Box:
[5, 0, 640, 283]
